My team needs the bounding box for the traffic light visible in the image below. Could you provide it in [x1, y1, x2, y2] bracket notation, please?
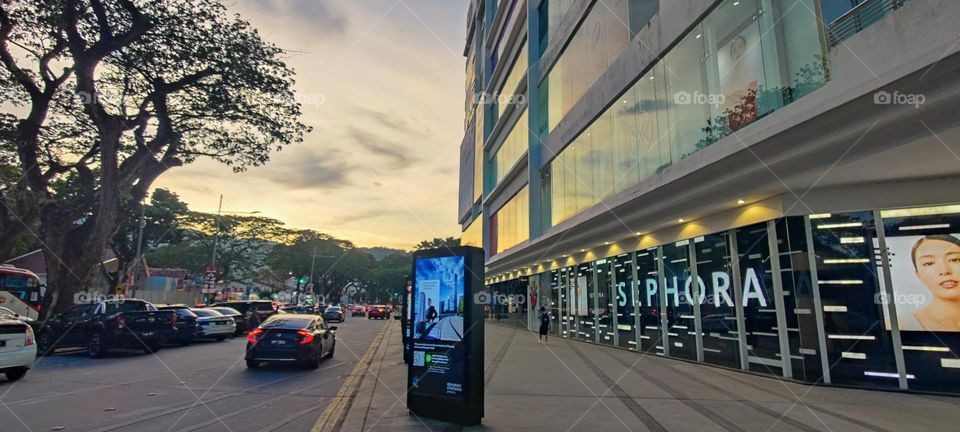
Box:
[299, 276, 308, 284]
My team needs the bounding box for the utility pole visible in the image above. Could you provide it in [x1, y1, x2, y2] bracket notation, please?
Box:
[210, 194, 223, 268]
[131, 201, 146, 298]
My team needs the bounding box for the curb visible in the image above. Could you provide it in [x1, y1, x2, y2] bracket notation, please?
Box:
[311, 321, 392, 432]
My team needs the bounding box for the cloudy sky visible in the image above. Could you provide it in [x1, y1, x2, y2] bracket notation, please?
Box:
[154, 0, 469, 250]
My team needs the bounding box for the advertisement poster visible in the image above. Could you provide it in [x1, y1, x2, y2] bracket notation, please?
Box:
[411, 256, 466, 398]
[878, 234, 960, 332]
[716, 20, 763, 124]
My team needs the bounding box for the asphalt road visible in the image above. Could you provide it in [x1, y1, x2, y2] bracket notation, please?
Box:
[0, 314, 391, 432]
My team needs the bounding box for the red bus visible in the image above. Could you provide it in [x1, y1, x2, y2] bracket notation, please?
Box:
[0, 264, 42, 319]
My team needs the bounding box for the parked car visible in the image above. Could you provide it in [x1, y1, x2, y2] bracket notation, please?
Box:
[0, 306, 35, 324]
[245, 313, 336, 369]
[367, 305, 389, 320]
[155, 304, 199, 346]
[190, 309, 235, 341]
[0, 315, 35, 382]
[350, 305, 365, 317]
[209, 307, 246, 336]
[323, 306, 344, 323]
[210, 300, 276, 320]
[36, 299, 175, 358]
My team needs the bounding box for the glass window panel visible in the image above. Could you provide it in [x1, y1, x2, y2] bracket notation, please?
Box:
[591, 111, 614, 201]
[878, 207, 960, 393]
[636, 248, 663, 354]
[703, 0, 765, 136]
[563, 149, 577, 220]
[775, 216, 825, 382]
[758, 0, 827, 109]
[811, 211, 900, 389]
[612, 82, 640, 193]
[578, 262, 596, 342]
[696, 233, 742, 368]
[596, 258, 615, 345]
[574, 133, 595, 212]
[736, 222, 784, 376]
[615, 253, 637, 350]
[663, 25, 710, 163]
[663, 240, 698, 360]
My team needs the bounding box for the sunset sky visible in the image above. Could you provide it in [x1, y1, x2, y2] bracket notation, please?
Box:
[154, 0, 469, 250]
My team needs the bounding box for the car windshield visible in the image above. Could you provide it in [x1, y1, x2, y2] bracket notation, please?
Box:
[103, 301, 149, 315]
[325, 307, 341, 312]
[191, 309, 221, 317]
[213, 307, 240, 316]
[260, 315, 313, 330]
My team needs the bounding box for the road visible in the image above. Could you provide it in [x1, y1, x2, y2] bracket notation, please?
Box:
[0, 315, 391, 432]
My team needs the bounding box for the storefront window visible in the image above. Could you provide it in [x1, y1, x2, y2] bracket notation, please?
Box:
[637, 248, 663, 354]
[695, 233, 741, 368]
[736, 221, 784, 375]
[596, 258, 615, 345]
[775, 217, 825, 382]
[878, 205, 960, 393]
[663, 240, 697, 360]
[549, 269, 562, 336]
[577, 263, 596, 342]
[614, 253, 637, 350]
[811, 211, 900, 389]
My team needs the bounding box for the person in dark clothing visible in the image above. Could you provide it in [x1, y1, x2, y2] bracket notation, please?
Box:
[246, 309, 261, 330]
[538, 306, 550, 344]
[425, 298, 438, 323]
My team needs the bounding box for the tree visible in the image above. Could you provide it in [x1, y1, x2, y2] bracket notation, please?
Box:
[267, 230, 376, 301]
[0, 0, 308, 316]
[368, 252, 410, 302]
[109, 188, 188, 286]
[415, 237, 461, 251]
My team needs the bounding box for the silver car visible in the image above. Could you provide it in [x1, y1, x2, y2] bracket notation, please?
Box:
[190, 308, 236, 341]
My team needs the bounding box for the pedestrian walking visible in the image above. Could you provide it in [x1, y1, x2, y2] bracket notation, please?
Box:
[246, 309, 261, 329]
[538, 306, 550, 344]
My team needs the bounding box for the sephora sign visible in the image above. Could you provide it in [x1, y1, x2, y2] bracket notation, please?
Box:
[616, 267, 769, 308]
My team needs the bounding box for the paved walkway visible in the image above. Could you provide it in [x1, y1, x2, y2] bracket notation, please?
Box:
[340, 321, 960, 431]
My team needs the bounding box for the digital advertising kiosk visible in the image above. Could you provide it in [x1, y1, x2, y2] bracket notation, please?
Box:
[407, 246, 484, 425]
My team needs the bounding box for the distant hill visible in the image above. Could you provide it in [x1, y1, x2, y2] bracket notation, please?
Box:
[361, 247, 408, 261]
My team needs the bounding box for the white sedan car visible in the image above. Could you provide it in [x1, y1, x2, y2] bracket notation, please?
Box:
[190, 309, 236, 341]
[0, 314, 36, 382]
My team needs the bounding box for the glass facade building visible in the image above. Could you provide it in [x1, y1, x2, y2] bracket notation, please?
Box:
[460, 0, 960, 395]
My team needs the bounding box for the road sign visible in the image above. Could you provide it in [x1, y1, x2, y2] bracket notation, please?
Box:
[202, 270, 217, 294]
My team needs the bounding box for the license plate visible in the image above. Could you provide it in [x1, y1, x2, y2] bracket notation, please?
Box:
[271, 340, 287, 345]
[141, 332, 154, 337]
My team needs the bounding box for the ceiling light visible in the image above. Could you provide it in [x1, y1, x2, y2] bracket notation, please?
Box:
[604, 241, 610, 245]
[636, 232, 643, 236]
[649, 75, 654, 80]
[734, 1, 740, 5]
[695, 34, 702, 39]
[737, 199, 746, 205]
[579, 249, 586, 252]
[678, 218, 685, 223]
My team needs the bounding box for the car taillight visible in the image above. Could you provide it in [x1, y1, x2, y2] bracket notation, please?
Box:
[24, 326, 34, 346]
[247, 328, 263, 344]
[297, 330, 314, 345]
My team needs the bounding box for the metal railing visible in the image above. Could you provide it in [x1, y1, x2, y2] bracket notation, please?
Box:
[826, 0, 911, 48]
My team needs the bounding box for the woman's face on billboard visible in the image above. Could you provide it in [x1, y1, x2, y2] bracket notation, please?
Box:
[914, 239, 960, 300]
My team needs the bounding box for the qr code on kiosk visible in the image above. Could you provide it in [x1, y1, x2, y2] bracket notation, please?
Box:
[413, 350, 426, 366]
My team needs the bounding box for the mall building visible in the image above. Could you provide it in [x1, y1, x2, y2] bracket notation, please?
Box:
[457, 0, 960, 394]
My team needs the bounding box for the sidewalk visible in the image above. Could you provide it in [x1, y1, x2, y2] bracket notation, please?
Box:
[340, 321, 960, 431]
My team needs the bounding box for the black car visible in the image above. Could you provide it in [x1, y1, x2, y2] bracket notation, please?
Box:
[156, 304, 199, 346]
[322, 306, 344, 323]
[245, 314, 336, 369]
[36, 299, 175, 358]
[209, 307, 246, 335]
[280, 305, 312, 315]
[210, 300, 276, 320]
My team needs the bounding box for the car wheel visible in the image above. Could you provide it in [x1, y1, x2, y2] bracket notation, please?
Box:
[179, 339, 192, 347]
[36, 332, 54, 356]
[3, 367, 28, 382]
[246, 360, 260, 369]
[88, 333, 106, 358]
[324, 341, 336, 359]
[306, 347, 321, 369]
